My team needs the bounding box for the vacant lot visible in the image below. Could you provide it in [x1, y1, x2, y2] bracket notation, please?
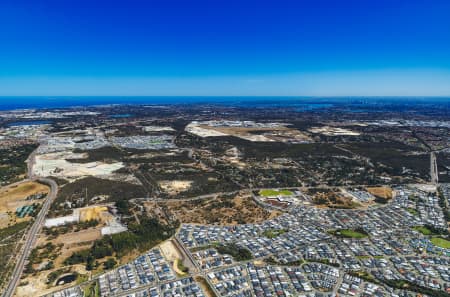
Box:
[48, 228, 102, 246]
[150, 194, 281, 225]
[366, 186, 393, 200]
[308, 188, 361, 209]
[0, 181, 49, 227]
[159, 180, 192, 195]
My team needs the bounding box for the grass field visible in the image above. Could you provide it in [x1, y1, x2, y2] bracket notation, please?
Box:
[407, 208, 418, 216]
[262, 229, 287, 238]
[329, 229, 368, 239]
[431, 237, 450, 249]
[259, 189, 293, 197]
[413, 226, 433, 235]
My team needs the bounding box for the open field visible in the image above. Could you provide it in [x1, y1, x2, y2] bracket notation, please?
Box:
[329, 229, 369, 239]
[431, 237, 450, 249]
[160, 240, 182, 262]
[308, 188, 362, 209]
[413, 226, 434, 235]
[159, 180, 192, 195]
[186, 121, 312, 143]
[259, 189, 293, 197]
[45, 228, 102, 246]
[33, 152, 124, 179]
[148, 194, 281, 225]
[366, 186, 393, 200]
[309, 126, 360, 136]
[0, 181, 49, 227]
[16, 264, 88, 297]
[0, 181, 49, 210]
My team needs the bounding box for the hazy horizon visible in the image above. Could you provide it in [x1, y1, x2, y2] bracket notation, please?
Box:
[1, 0, 450, 96]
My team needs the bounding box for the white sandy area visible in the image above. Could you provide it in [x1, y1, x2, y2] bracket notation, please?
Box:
[237, 134, 275, 142]
[33, 152, 124, 178]
[309, 126, 360, 136]
[185, 123, 229, 137]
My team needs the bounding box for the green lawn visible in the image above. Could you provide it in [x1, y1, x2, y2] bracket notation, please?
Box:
[431, 237, 450, 249]
[259, 189, 293, 197]
[262, 229, 287, 238]
[406, 208, 418, 216]
[413, 226, 432, 235]
[329, 229, 369, 239]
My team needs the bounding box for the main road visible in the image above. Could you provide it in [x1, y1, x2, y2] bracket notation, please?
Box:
[2, 146, 59, 297]
[2, 178, 58, 297]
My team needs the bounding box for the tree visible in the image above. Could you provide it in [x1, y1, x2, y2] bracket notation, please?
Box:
[103, 258, 117, 270]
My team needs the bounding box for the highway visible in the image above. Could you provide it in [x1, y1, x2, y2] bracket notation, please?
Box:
[2, 146, 59, 297]
[2, 178, 58, 297]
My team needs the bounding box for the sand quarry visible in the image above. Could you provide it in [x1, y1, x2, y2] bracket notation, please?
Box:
[33, 151, 124, 179]
[159, 180, 193, 195]
[186, 121, 311, 143]
[309, 126, 360, 136]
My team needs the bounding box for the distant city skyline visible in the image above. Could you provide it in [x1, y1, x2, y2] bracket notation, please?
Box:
[1, 0, 449, 96]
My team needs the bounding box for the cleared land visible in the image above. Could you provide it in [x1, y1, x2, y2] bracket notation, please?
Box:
[366, 186, 393, 200]
[309, 126, 360, 136]
[33, 152, 124, 179]
[0, 181, 49, 227]
[16, 264, 88, 297]
[46, 228, 102, 246]
[160, 240, 182, 262]
[308, 188, 361, 209]
[147, 194, 281, 225]
[186, 122, 311, 143]
[159, 180, 192, 195]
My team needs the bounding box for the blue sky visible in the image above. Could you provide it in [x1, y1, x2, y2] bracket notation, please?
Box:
[0, 0, 449, 96]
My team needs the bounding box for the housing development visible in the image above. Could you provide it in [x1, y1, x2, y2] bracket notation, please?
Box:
[0, 99, 450, 297]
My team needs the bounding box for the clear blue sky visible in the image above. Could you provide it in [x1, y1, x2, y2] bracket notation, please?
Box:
[1, 0, 450, 96]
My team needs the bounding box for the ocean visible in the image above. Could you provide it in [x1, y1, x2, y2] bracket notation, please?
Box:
[0, 96, 449, 111]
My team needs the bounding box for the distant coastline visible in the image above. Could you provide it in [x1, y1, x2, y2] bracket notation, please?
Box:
[0, 96, 450, 111]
